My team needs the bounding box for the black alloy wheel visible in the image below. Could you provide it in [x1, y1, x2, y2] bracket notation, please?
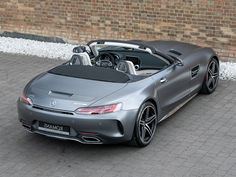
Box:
[201, 58, 219, 94]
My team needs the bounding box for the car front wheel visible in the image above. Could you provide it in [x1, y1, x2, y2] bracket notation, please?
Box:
[132, 101, 158, 147]
[200, 58, 219, 94]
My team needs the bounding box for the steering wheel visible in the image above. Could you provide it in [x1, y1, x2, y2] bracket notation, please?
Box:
[94, 53, 115, 69]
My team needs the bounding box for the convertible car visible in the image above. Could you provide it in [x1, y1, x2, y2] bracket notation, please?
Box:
[17, 40, 219, 147]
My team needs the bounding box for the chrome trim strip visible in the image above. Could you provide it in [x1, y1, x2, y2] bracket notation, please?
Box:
[82, 136, 101, 143]
[159, 93, 198, 122]
[35, 131, 84, 142]
[23, 129, 103, 144]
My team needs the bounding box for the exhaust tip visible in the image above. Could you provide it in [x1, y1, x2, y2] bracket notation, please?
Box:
[81, 136, 101, 143]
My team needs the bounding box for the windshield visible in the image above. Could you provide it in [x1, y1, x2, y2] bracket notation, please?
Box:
[98, 45, 137, 51]
[92, 44, 170, 70]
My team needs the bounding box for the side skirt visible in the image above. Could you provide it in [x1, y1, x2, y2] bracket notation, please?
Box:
[158, 93, 198, 123]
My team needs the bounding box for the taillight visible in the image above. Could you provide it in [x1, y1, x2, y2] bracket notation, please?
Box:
[19, 94, 33, 105]
[75, 103, 122, 115]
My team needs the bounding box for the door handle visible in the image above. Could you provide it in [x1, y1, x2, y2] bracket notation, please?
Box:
[160, 78, 167, 83]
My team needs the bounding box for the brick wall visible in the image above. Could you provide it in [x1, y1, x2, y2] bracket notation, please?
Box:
[0, 0, 236, 61]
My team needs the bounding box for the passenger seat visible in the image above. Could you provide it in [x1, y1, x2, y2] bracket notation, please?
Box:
[116, 60, 137, 75]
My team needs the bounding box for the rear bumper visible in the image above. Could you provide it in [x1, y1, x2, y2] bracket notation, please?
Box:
[17, 100, 138, 144]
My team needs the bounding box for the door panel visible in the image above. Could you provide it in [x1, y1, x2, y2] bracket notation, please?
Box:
[152, 63, 191, 118]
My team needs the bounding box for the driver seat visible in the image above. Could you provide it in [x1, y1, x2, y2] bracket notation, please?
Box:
[116, 60, 137, 75]
[70, 53, 92, 66]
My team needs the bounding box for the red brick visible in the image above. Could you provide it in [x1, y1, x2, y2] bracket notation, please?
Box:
[0, 0, 235, 61]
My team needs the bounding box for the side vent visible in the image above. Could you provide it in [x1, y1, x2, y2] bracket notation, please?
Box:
[191, 65, 200, 78]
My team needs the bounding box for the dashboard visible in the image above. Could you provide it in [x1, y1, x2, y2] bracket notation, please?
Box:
[99, 50, 169, 70]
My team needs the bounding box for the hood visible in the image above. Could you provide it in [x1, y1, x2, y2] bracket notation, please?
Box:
[26, 73, 127, 111]
[146, 40, 201, 58]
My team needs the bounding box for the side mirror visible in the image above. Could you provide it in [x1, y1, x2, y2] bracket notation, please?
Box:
[168, 54, 184, 67]
[174, 58, 184, 66]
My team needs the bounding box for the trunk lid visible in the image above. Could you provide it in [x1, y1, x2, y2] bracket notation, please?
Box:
[27, 73, 127, 111]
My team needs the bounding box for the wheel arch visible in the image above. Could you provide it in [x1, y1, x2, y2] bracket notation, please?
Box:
[130, 97, 159, 146]
[200, 53, 220, 94]
[202, 47, 220, 64]
[211, 55, 219, 64]
[142, 97, 159, 117]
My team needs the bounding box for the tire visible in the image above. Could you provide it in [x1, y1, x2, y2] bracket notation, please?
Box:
[200, 58, 219, 94]
[130, 101, 158, 147]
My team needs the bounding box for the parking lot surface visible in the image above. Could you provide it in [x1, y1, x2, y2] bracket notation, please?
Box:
[0, 53, 236, 177]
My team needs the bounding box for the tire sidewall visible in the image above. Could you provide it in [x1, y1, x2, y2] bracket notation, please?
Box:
[134, 102, 157, 147]
[206, 58, 219, 93]
[201, 58, 219, 94]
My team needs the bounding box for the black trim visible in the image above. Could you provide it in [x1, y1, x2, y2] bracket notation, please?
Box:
[48, 65, 130, 83]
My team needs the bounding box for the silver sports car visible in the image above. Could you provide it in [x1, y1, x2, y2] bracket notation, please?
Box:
[17, 40, 219, 147]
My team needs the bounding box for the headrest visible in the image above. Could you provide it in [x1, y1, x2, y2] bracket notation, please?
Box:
[70, 53, 92, 66]
[116, 60, 137, 75]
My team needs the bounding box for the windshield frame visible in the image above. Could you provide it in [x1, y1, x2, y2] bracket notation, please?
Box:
[88, 42, 171, 66]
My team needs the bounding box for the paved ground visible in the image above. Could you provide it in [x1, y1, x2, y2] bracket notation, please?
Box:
[0, 53, 236, 177]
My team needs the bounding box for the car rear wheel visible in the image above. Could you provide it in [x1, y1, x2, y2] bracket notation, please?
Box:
[131, 102, 158, 147]
[200, 58, 219, 94]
